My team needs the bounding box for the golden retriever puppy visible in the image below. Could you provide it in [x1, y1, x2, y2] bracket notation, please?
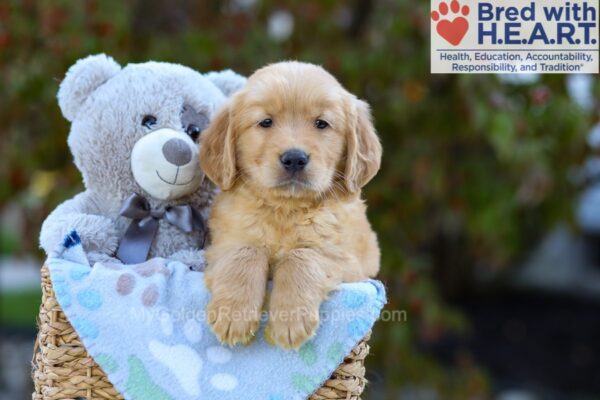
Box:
[200, 61, 382, 349]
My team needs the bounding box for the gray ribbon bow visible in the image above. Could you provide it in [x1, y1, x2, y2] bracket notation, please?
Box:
[116, 193, 206, 264]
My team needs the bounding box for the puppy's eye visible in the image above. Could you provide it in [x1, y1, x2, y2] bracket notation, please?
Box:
[142, 115, 158, 129]
[259, 118, 273, 128]
[186, 124, 202, 142]
[315, 119, 329, 129]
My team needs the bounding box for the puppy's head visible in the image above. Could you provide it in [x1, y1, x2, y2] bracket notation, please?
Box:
[200, 62, 382, 199]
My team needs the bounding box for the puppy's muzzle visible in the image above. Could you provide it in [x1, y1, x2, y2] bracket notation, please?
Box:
[280, 149, 309, 172]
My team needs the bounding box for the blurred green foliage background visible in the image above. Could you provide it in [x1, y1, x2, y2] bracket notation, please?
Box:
[0, 0, 598, 398]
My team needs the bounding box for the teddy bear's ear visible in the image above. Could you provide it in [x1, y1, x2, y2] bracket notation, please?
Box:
[205, 69, 246, 97]
[58, 54, 121, 121]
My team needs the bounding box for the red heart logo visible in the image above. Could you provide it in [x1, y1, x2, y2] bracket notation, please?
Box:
[436, 17, 468, 46]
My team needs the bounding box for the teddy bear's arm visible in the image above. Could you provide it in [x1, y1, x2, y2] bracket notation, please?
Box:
[39, 193, 119, 260]
[169, 248, 207, 272]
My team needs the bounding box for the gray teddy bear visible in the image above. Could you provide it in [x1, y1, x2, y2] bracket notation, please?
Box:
[39, 54, 245, 269]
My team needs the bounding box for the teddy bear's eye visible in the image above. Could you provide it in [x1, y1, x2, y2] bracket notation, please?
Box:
[142, 115, 157, 129]
[186, 124, 202, 142]
[181, 104, 208, 141]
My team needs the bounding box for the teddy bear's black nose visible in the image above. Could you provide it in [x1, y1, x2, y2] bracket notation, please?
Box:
[162, 138, 192, 166]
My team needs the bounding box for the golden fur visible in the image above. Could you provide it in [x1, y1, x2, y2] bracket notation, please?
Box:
[200, 61, 382, 349]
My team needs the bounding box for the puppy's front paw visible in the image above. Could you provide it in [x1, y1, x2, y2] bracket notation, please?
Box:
[206, 296, 261, 346]
[265, 305, 319, 350]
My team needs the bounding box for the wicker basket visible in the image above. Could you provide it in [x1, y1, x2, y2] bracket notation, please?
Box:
[32, 264, 371, 400]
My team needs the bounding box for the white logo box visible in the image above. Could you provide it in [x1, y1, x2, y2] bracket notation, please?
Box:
[431, 0, 599, 73]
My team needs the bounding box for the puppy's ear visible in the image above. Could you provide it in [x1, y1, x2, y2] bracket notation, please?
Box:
[344, 99, 382, 193]
[200, 104, 237, 190]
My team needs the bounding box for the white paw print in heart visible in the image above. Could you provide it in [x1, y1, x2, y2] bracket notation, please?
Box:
[149, 311, 239, 397]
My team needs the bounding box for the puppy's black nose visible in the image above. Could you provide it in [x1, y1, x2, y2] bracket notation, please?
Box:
[280, 149, 309, 172]
[162, 138, 192, 166]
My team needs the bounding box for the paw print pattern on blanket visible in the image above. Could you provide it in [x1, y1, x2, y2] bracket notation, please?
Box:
[155, 312, 239, 395]
[54, 258, 242, 397]
[47, 233, 386, 400]
[106, 259, 167, 306]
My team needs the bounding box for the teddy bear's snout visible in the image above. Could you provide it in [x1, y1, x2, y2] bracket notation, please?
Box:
[162, 138, 192, 166]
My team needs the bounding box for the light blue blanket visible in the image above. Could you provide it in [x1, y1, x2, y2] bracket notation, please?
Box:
[47, 231, 386, 400]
